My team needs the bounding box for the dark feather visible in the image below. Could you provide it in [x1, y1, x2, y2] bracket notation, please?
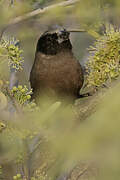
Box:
[30, 27, 84, 103]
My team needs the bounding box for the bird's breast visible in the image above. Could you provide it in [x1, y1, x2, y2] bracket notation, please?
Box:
[30, 51, 84, 100]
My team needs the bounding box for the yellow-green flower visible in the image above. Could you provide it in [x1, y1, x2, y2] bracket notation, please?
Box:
[12, 86, 17, 92]
[27, 95, 31, 100]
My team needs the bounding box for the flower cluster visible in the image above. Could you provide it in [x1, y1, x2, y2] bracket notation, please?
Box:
[11, 85, 38, 112]
[0, 36, 24, 71]
[11, 85, 32, 106]
[86, 25, 120, 88]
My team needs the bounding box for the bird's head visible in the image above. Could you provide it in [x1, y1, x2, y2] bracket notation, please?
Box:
[54, 27, 70, 43]
[36, 26, 72, 55]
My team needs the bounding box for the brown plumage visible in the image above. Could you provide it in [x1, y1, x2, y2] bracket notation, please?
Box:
[30, 27, 84, 103]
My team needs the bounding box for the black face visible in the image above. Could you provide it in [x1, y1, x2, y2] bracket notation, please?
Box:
[36, 27, 72, 55]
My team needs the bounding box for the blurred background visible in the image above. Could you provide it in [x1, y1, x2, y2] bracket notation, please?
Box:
[0, 0, 120, 180]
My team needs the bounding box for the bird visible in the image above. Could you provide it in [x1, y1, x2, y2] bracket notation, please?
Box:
[30, 26, 84, 104]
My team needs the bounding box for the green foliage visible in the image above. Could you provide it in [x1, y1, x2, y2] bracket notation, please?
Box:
[0, 36, 24, 71]
[0, 100, 63, 180]
[86, 25, 120, 88]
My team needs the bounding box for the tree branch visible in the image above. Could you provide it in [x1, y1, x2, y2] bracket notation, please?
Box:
[8, 0, 80, 26]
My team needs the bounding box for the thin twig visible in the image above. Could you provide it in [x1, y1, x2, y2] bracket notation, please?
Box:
[76, 165, 89, 180]
[66, 163, 79, 180]
[66, 163, 90, 180]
